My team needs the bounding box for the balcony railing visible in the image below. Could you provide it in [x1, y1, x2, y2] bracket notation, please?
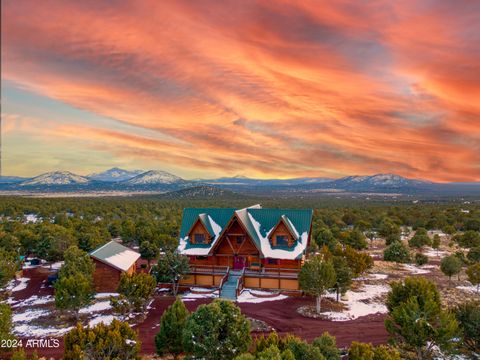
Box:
[244, 267, 299, 279]
[187, 265, 229, 275]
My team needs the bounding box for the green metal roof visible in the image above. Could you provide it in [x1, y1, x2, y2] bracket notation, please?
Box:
[178, 206, 313, 259]
[179, 208, 236, 238]
[90, 240, 140, 271]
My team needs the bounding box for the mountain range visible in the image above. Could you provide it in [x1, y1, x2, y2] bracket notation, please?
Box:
[0, 168, 479, 196]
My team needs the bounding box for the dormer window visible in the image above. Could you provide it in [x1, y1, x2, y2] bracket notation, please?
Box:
[194, 233, 206, 244]
[276, 235, 289, 247]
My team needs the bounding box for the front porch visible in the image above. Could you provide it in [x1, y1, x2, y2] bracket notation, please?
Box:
[179, 265, 301, 298]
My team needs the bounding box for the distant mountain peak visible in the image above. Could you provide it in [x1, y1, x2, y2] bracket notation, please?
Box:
[335, 173, 431, 188]
[125, 170, 184, 185]
[88, 167, 144, 182]
[20, 171, 90, 186]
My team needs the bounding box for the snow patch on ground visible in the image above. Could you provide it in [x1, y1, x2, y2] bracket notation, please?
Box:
[13, 309, 49, 323]
[79, 300, 112, 314]
[9, 278, 30, 292]
[423, 247, 449, 258]
[354, 273, 389, 281]
[14, 324, 73, 337]
[12, 295, 54, 308]
[95, 292, 119, 299]
[190, 287, 216, 293]
[89, 314, 117, 327]
[236, 289, 288, 303]
[182, 290, 219, 301]
[323, 284, 389, 321]
[402, 264, 431, 274]
[456, 285, 479, 294]
[42, 261, 64, 270]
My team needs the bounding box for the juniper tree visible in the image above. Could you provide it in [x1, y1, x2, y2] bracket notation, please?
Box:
[331, 256, 352, 301]
[432, 234, 441, 255]
[54, 273, 93, 320]
[64, 320, 140, 360]
[383, 242, 410, 263]
[111, 272, 156, 317]
[299, 256, 336, 313]
[155, 297, 189, 359]
[0, 249, 17, 288]
[440, 255, 462, 286]
[183, 299, 251, 360]
[466, 262, 480, 293]
[153, 250, 189, 296]
[58, 246, 95, 279]
[139, 240, 159, 267]
[408, 228, 431, 248]
[455, 300, 480, 355]
[467, 246, 480, 263]
[312, 332, 341, 360]
[385, 277, 460, 359]
[0, 303, 14, 349]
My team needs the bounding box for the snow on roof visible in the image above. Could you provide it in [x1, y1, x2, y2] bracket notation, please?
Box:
[247, 212, 308, 260]
[177, 214, 224, 256]
[90, 241, 140, 272]
[178, 206, 312, 259]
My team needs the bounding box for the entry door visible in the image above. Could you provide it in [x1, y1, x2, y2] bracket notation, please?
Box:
[233, 256, 246, 270]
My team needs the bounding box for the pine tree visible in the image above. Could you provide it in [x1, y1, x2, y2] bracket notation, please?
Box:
[440, 255, 462, 286]
[0, 303, 14, 349]
[312, 332, 340, 360]
[0, 249, 17, 288]
[183, 299, 251, 360]
[385, 277, 460, 359]
[139, 240, 159, 267]
[155, 297, 189, 358]
[383, 242, 410, 263]
[348, 342, 374, 360]
[299, 256, 336, 313]
[331, 256, 352, 301]
[58, 245, 95, 278]
[466, 262, 480, 292]
[112, 273, 156, 316]
[432, 234, 441, 255]
[153, 250, 189, 295]
[385, 297, 460, 359]
[54, 273, 93, 320]
[455, 300, 480, 355]
[64, 320, 140, 360]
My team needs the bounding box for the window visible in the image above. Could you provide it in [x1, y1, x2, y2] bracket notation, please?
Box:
[268, 258, 278, 265]
[236, 235, 245, 244]
[276, 235, 289, 247]
[196, 256, 208, 261]
[194, 233, 206, 244]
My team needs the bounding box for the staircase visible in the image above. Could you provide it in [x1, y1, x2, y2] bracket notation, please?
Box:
[220, 270, 242, 300]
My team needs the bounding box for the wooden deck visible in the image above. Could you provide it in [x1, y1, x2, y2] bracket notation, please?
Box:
[181, 265, 300, 291]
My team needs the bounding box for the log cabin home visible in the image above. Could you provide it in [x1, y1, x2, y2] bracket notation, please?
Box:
[177, 204, 313, 296]
[90, 240, 140, 292]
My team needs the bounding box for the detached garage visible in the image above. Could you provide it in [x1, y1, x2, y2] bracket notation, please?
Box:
[90, 240, 141, 292]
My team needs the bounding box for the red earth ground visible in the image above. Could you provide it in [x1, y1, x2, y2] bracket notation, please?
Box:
[5, 267, 388, 359]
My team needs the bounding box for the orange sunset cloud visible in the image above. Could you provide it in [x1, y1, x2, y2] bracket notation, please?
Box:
[1, 0, 479, 181]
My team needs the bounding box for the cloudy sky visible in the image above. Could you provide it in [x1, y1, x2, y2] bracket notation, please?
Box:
[2, 0, 479, 181]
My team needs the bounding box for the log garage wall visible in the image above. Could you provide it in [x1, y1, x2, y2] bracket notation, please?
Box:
[92, 258, 136, 292]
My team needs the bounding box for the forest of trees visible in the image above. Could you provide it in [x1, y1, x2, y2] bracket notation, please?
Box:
[0, 195, 479, 359]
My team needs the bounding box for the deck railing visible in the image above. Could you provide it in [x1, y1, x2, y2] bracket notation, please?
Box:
[244, 267, 299, 279]
[218, 266, 230, 291]
[235, 267, 246, 297]
[188, 265, 229, 275]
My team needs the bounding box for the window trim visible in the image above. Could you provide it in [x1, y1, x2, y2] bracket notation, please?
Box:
[194, 233, 206, 244]
[275, 235, 289, 247]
